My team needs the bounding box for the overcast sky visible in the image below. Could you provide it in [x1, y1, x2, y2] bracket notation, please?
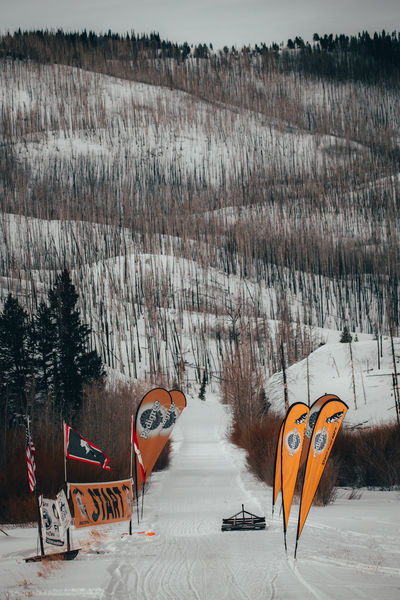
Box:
[1, 0, 399, 49]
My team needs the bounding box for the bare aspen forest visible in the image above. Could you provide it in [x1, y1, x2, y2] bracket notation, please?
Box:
[0, 31, 399, 395]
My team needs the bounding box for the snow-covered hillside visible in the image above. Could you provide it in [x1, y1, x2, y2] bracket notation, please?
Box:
[1, 207, 399, 426]
[268, 335, 400, 426]
[1, 61, 355, 189]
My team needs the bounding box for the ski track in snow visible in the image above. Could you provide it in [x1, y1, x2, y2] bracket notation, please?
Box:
[101, 396, 287, 600]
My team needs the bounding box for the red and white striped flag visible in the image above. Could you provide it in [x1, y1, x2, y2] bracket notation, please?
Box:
[131, 416, 146, 483]
[26, 429, 37, 493]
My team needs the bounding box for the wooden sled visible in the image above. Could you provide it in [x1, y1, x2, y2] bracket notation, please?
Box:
[24, 548, 80, 562]
[221, 505, 266, 531]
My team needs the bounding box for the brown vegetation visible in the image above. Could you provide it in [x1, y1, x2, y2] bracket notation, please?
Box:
[0, 379, 171, 523]
[230, 411, 400, 506]
[333, 422, 400, 489]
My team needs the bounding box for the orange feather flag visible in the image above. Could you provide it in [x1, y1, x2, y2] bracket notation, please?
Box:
[134, 388, 172, 494]
[281, 403, 309, 549]
[295, 397, 348, 558]
[134, 388, 187, 495]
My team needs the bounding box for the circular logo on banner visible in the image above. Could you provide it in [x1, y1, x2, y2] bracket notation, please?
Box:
[161, 403, 178, 435]
[305, 408, 320, 439]
[285, 428, 301, 456]
[137, 401, 165, 439]
[313, 426, 328, 457]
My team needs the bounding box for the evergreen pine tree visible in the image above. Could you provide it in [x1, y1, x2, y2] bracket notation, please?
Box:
[48, 269, 104, 423]
[31, 300, 57, 411]
[340, 326, 353, 343]
[0, 294, 32, 427]
[199, 371, 207, 401]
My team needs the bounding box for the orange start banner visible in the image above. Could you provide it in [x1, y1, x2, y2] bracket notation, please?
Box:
[69, 479, 133, 529]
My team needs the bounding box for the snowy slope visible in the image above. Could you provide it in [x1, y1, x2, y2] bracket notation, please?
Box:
[1, 209, 399, 426]
[1, 61, 351, 188]
[267, 335, 400, 426]
[1, 392, 400, 599]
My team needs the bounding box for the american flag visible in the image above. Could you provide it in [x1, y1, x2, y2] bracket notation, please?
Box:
[26, 428, 37, 493]
[131, 416, 146, 483]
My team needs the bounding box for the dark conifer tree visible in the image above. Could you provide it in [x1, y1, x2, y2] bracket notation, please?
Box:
[198, 371, 207, 401]
[31, 300, 57, 411]
[48, 269, 104, 423]
[340, 326, 353, 343]
[0, 294, 32, 427]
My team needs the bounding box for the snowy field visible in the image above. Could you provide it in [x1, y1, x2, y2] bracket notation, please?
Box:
[1, 393, 399, 600]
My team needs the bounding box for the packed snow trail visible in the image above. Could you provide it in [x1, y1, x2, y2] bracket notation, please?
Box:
[102, 394, 400, 600]
[105, 394, 283, 600]
[1, 393, 400, 599]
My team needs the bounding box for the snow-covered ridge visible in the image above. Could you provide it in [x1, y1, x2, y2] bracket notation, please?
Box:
[267, 337, 400, 426]
[1, 60, 359, 190]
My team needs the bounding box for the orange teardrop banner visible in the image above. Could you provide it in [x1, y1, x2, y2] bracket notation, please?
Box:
[295, 397, 348, 557]
[281, 403, 309, 538]
[134, 388, 172, 493]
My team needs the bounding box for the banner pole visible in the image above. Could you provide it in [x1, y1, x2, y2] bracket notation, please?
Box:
[35, 489, 45, 557]
[282, 497, 287, 554]
[134, 452, 140, 524]
[294, 538, 299, 560]
[131, 415, 140, 524]
[129, 416, 134, 535]
[141, 481, 145, 520]
[280, 415, 285, 553]
[62, 420, 71, 551]
[26, 416, 45, 558]
[130, 416, 134, 480]
[63, 420, 68, 491]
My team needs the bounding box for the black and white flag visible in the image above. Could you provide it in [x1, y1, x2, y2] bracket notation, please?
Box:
[64, 424, 111, 470]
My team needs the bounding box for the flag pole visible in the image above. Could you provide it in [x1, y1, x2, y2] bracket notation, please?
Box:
[63, 420, 67, 489]
[134, 454, 140, 524]
[35, 488, 45, 557]
[130, 416, 134, 481]
[26, 416, 45, 557]
[131, 418, 140, 524]
[141, 480, 145, 520]
[129, 416, 134, 535]
[62, 420, 71, 551]
[280, 416, 287, 555]
[281, 487, 287, 555]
